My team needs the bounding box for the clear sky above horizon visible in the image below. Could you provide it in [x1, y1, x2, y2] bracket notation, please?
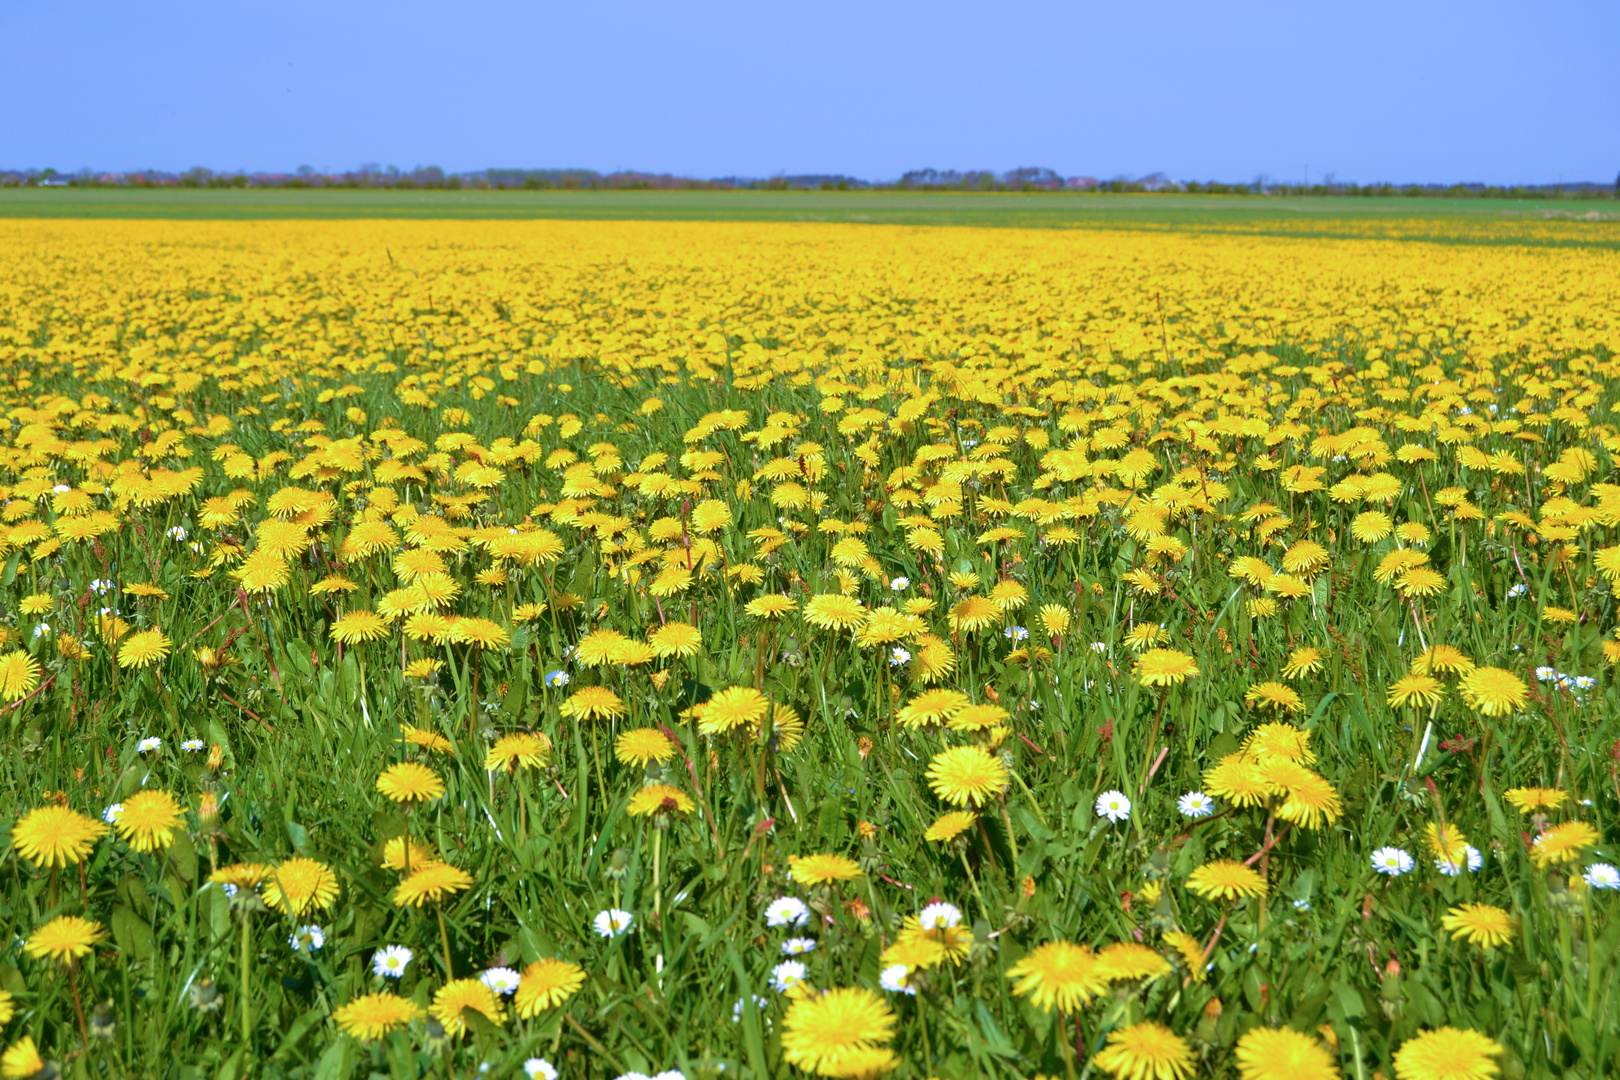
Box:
[4, 0, 1615, 185]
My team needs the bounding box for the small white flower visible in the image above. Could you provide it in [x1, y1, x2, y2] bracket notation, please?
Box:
[612, 1073, 651, 1080]
[594, 909, 633, 938]
[1535, 666, 1557, 683]
[221, 883, 239, 898]
[137, 736, 162, 753]
[103, 803, 124, 824]
[1584, 863, 1620, 890]
[764, 896, 810, 928]
[888, 646, 911, 667]
[652, 1071, 685, 1080]
[1292, 898, 1311, 911]
[1090, 641, 1108, 654]
[1506, 583, 1528, 598]
[90, 579, 112, 595]
[1003, 625, 1029, 642]
[1095, 790, 1131, 823]
[546, 669, 570, 688]
[1371, 847, 1414, 876]
[480, 967, 521, 995]
[1571, 675, 1596, 691]
[889, 576, 910, 591]
[781, 937, 817, 955]
[1178, 791, 1215, 819]
[372, 945, 413, 978]
[181, 739, 204, 752]
[880, 964, 916, 995]
[51, 484, 71, 495]
[166, 526, 188, 541]
[32, 624, 49, 638]
[771, 960, 807, 994]
[288, 925, 324, 953]
[1436, 844, 1484, 876]
[732, 995, 768, 1021]
[917, 902, 961, 930]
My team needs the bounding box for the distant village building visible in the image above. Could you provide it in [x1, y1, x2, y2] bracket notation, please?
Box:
[1066, 177, 1098, 190]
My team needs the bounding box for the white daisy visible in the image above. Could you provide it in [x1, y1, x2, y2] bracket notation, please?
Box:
[764, 896, 810, 928]
[1095, 790, 1131, 823]
[770, 960, 807, 994]
[372, 945, 413, 978]
[524, 1059, 558, 1080]
[181, 739, 205, 752]
[594, 909, 633, 938]
[136, 736, 162, 753]
[1178, 791, 1216, 818]
[480, 967, 521, 995]
[889, 576, 910, 590]
[1585, 863, 1620, 890]
[781, 937, 817, 955]
[288, 925, 324, 953]
[879, 964, 916, 995]
[917, 902, 962, 930]
[1371, 847, 1414, 876]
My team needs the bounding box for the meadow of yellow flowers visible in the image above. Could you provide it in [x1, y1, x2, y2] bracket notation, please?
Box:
[0, 215, 1616, 1080]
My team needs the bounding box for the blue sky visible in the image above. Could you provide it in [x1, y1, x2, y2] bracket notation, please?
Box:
[4, 0, 1615, 184]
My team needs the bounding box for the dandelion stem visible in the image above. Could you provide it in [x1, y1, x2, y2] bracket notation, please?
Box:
[239, 913, 252, 1049]
[437, 904, 454, 977]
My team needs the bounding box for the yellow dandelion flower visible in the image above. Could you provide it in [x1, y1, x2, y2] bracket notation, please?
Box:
[1442, 904, 1515, 948]
[925, 745, 1009, 807]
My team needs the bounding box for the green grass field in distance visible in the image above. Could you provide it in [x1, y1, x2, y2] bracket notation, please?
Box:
[1, 188, 1617, 246]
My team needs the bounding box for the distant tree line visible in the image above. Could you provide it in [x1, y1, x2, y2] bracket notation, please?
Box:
[3, 165, 1617, 198]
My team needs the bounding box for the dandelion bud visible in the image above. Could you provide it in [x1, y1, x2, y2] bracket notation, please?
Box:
[206, 743, 225, 772]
